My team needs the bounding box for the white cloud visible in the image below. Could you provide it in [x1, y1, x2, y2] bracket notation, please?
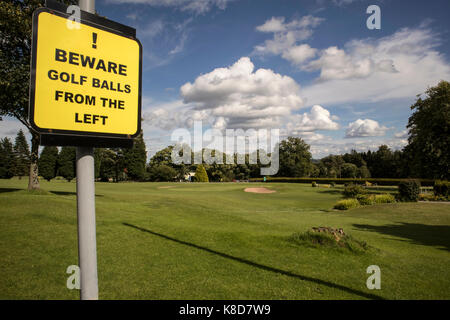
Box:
[108, 0, 236, 14]
[0, 118, 30, 143]
[282, 44, 317, 65]
[301, 27, 450, 106]
[286, 105, 339, 133]
[394, 130, 408, 139]
[345, 119, 387, 138]
[254, 15, 324, 61]
[180, 57, 305, 129]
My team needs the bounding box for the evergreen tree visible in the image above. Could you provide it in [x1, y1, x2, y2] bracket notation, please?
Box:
[0, 137, 15, 179]
[58, 146, 76, 182]
[194, 164, 209, 182]
[38, 146, 58, 181]
[123, 132, 147, 181]
[13, 129, 30, 177]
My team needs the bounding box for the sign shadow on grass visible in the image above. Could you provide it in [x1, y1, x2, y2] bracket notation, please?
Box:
[353, 223, 450, 252]
[123, 222, 384, 300]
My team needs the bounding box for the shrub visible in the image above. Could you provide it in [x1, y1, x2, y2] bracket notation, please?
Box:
[343, 183, 367, 198]
[357, 194, 375, 206]
[333, 199, 360, 210]
[194, 165, 209, 182]
[374, 194, 396, 204]
[434, 180, 449, 197]
[398, 179, 421, 202]
[312, 181, 317, 187]
[364, 181, 372, 187]
[330, 181, 336, 187]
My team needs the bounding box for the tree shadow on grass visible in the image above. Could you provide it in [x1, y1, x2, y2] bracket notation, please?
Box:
[0, 188, 22, 194]
[353, 223, 450, 252]
[122, 222, 384, 300]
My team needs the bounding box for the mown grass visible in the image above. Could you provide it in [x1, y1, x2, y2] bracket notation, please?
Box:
[0, 178, 449, 300]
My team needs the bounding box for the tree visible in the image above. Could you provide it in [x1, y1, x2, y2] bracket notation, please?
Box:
[123, 132, 147, 181]
[148, 164, 177, 182]
[194, 164, 209, 182]
[405, 80, 450, 179]
[0, 0, 76, 189]
[99, 149, 117, 182]
[58, 146, 76, 182]
[0, 137, 15, 179]
[278, 137, 312, 177]
[341, 163, 358, 178]
[38, 146, 58, 181]
[13, 129, 30, 178]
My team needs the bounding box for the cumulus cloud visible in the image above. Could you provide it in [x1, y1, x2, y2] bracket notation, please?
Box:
[143, 99, 211, 130]
[285, 105, 339, 133]
[180, 57, 305, 129]
[108, 0, 235, 14]
[345, 119, 388, 138]
[254, 15, 323, 61]
[301, 27, 450, 106]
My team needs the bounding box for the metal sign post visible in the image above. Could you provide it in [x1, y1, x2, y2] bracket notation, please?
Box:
[30, 0, 141, 299]
[77, 0, 97, 300]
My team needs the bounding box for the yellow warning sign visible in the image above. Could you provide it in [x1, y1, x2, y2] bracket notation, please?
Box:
[30, 9, 142, 138]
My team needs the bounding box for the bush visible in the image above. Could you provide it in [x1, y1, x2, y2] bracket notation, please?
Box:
[312, 181, 317, 187]
[398, 179, 421, 202]
[434, 180, 449, 197]
[343, 183, 367, 198]
[333, 199, 360, 210]
[374, 194, 396, 204]
[194, 165, 209, 182]
[330, 181, 336, 187]
[357, 194, 375, 206]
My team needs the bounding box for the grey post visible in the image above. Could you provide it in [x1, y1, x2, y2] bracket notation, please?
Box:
[76, 0, 98, 300]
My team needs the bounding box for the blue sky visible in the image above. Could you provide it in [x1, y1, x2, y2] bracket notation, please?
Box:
[3, 0, 450, 159]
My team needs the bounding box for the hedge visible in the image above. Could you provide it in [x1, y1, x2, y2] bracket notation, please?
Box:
[251, 177, 435, 186]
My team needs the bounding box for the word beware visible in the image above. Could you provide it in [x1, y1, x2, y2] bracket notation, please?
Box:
[55, 48, 127, 76]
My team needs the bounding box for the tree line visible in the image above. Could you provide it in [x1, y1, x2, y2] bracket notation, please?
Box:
[1, 81, 448, 182]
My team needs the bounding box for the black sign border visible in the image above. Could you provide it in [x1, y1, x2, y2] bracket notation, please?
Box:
[29, 4, 142, 147]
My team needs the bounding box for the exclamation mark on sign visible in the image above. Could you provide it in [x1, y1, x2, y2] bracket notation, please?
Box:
[92, 33, 97, 49]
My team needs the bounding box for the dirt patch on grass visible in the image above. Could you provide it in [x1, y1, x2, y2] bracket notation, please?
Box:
[158, 186, 175, 189]
[244, 187, 276, 194]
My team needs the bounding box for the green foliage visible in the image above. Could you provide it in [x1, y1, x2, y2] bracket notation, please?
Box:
[341, 163, 358, 178]
[148, 165, 177, 182]
[13, 129, 30, 177]
[311, 181, 317, 187]
[38, 146, 58, 181]
[434, 180, 449, 197]
[330, 181, 336, 187]
[398, 179, 421, 202]
[123, 132, 147, 181]
[333, 199, 360, 210]
[374, 194, 396, 204]
[194, 164, 209, 182]
[57, 147, 75, 182]
[0, 137, 15, 179]
[249, 177, 435, 186]
[278, 137, 312, 177]
[343, 183, 367, 198]
[357, 194, 375, 206]
[405, 81, 450, 179]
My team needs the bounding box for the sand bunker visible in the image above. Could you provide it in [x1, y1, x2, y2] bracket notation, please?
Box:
[244, 187, 276, 194]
